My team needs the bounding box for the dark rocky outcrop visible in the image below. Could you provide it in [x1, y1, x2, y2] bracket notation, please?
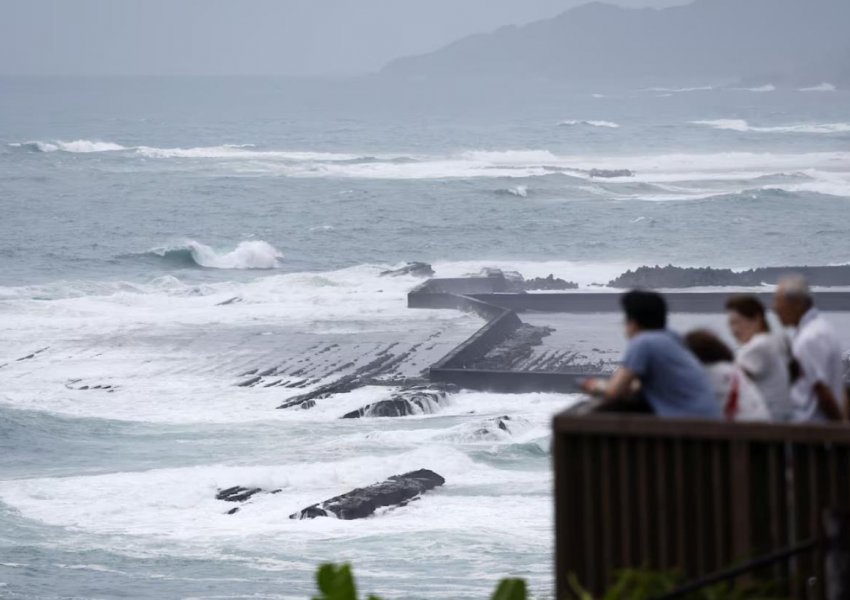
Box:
[277, 343, 427, 410]
[290, 469, 445, 520]
[608, 265, 850, 289]
[216, 486, 264, 503]
[380, 262, 435, 278]
[216, 486, 282, 514]
[522, 274, 578, 291]
[473, 415, 514, 438]
[341, 384, 457, 419]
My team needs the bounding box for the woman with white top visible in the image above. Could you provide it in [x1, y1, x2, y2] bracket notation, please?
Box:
[725, 295, 793, 422]
[685, 329, 771, 422]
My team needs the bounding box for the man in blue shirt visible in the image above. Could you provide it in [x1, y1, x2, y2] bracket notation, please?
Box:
[582, 290, 721, 419]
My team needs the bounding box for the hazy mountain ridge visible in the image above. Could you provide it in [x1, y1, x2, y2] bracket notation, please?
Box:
[381, 0, 850, 87]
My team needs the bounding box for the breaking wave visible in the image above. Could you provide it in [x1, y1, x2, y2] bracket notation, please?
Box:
[799, 83, 836, 92]
[738, 84, 776, 92]
[646, 85, 714, 93]
[10, 140, 127, 153]
[693, 119, 850, 134]
[558, 119, 620, 128]
[496, 185, 529, 198]
[137, 240, 284, 270]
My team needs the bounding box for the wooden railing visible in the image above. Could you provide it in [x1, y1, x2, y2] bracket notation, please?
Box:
[552, 412, 850, 598]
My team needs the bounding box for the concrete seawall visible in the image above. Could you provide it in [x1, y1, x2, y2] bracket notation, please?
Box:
[409, 275, 850, 394]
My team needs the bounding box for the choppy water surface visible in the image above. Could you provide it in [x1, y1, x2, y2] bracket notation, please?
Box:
[1, 77, 849, 599]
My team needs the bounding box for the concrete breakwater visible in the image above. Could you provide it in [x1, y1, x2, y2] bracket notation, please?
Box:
[408, 270, 850, 395]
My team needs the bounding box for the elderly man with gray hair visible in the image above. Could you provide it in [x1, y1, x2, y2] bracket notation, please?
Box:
[773, 274, 846, 422]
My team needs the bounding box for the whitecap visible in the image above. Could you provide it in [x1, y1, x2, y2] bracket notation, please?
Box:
[557, 119, 620, 128]
[144, 240, 284, 270]
[9, 139, 126, 153]
[646, 85, 714, 93]
[799, 82, 836, 92]
[739, 84, 776, 92]
[693, 119, 850, 134]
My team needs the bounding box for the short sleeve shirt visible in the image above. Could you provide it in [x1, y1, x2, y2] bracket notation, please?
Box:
[622, 330, 721, 419]
[790, 309, 846, 422]
[736, 333, 792, 421]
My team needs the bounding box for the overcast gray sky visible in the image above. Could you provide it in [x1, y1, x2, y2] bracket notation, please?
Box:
[0, 0, 686, 76]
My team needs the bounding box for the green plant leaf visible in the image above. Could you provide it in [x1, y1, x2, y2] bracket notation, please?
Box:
[313, 563, 359, 600]
[490, 578, 528, 600]
[566, 573, 595, 600]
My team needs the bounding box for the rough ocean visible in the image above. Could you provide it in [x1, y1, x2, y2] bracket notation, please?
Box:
[1, 77, 849, 599]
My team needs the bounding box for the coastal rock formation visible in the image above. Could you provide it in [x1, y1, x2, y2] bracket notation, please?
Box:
[341, 384, 457, 419]
[522, 274, 578, 291]
[473, 415, 514, 438]
[290, 469, 445, 520]
[380, 262, 435, 278]
[608, 264, 850, 288]
[216, 486, 282, 514]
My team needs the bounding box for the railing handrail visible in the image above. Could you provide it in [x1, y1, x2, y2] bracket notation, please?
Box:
[554, 411, 850, 443]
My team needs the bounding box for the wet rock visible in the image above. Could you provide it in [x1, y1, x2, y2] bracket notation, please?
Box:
[236, 375, 262, 388]
[589, 168, 634, 178]
[473, 415, 514, 438]
[290, 469, 445, 520]
[380, 262, 435, 278]
[216, 486, 264, 503]
[215, 486, 282, 513]
[16, 347, 49, 361]
[608, 264, 850, 289]
[217, 296, 243, 306]
[522, 274, 578, 291]
[341, 384, 457, 419]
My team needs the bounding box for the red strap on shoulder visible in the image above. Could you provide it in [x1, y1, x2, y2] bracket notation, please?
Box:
[725, 371, 740, 421]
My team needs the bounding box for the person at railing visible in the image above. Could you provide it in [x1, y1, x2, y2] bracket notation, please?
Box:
[581, 290, 721, 418]
[725, 294, 793, 421]
[773, 275, 846, 422]
[684, 329, 771, 421]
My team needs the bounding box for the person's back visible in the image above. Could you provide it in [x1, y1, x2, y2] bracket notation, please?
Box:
[685, 328, 771, 422]
[791, 309, 845, 422]
[773, 275, 846, 422]
[624, 329, 722, 418]
[737, 332, 792, 421]
[582, 290, 721, 419]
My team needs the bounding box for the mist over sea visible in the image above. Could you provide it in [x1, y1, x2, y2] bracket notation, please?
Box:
[1, 76, 849, 599]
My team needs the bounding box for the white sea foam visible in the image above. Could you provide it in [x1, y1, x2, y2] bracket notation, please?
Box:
[693, 119, 850, 134]
[505, 185, 528, 198]
[557, 119, 620, 128]
[799, 82, 836, 92]
[10, 139, 127, 153]
[135, 145, 366, 161]
[739, 84, 776, 92]
[646, 85, 714, 93]
[155, 240, 285, 270]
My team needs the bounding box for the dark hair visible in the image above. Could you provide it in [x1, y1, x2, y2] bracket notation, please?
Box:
[684, 329, 734, 364]
[725, 294, 770, 332]
[620, 290, 667, 330]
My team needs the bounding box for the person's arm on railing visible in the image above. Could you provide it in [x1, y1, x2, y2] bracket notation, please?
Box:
[581, 368, 637, 402]
[814, 381, 844, 421]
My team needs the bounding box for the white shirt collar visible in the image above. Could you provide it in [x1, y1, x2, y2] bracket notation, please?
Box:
[798, 307, 819, 330]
